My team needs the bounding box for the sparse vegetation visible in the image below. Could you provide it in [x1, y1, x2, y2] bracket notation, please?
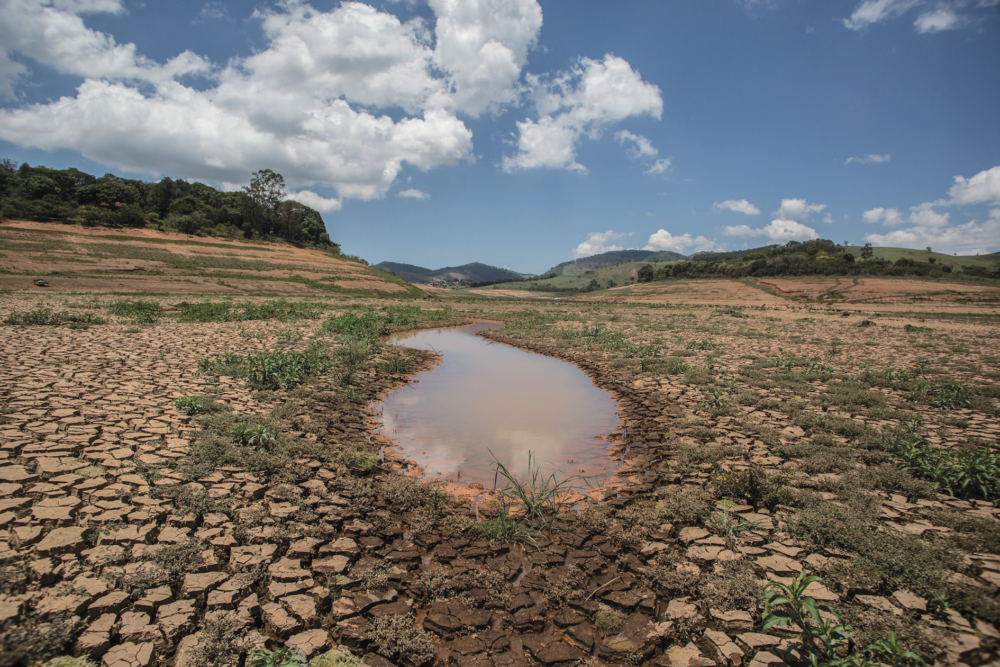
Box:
[4, 308, 106, 326]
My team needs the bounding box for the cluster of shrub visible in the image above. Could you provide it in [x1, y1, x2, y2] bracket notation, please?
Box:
[0, 158, 335, 248]
[636, 238, 997, 282]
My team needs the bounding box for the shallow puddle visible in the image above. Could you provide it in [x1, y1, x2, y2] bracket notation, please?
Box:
[376, 322, 622, 488]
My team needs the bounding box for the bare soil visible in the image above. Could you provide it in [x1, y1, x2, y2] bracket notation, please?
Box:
[1, 275, 998, 667]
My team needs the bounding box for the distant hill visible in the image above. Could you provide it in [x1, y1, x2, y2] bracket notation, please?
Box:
[547, 249, 687, 276]
[375, 261, 527, 284]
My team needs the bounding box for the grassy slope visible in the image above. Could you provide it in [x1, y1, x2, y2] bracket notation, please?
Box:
[0, 220, 424, 298]
[471, 261, 677, 293]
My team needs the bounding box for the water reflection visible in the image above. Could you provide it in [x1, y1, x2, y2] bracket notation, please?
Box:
[377, 322, 621, 487]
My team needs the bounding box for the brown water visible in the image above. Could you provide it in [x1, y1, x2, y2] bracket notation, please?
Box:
[376, 322, 622, 488]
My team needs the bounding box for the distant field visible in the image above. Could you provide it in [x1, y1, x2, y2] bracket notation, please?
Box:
[473, 260, 677, 293]
[0, 219, 421, 297]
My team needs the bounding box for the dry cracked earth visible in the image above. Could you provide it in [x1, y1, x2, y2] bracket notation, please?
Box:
[1, 289, 999, 667]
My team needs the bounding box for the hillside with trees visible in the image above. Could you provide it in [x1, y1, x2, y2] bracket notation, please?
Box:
[0, 159, 335, 248]
[546, 249, 687, 276]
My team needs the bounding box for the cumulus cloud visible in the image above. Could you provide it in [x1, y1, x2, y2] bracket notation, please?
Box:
[713, 199, 760, 215]
[643, 230, 721, 254]
[503, 54, 663, 173]
[287, 190, 343, 213]
[0, 0, 555, 202]
[947, 165, 1000, 206]
[572, 230, 630, 258]
[914, 7, 961, 32]
[774, 198, 826, 222]
[866, 218, 999, 255]
[397, 188, 429, 199]
[845, 154, 891, 164]
[843, 0, 922, 30]
[861, 164, 1000, 255]
[0, 0, 211, 98]
[863, 207, 906, 225]
[907, 204, 950, 227]
[724, 219, 820, 243]
[429, 0, 542, 116]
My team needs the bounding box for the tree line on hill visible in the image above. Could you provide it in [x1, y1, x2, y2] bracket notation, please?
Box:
[637, 239, 998, 282]
[0, 159, 336, 248]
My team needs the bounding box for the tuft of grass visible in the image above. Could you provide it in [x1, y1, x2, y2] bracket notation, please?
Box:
[338, 445, 380, 471]
[489, 450, 583, 530]
[199, 345, 332, 389]
[367, 615, 436, 666]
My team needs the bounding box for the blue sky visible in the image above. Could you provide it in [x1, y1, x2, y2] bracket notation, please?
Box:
[1, 0, 998, 273]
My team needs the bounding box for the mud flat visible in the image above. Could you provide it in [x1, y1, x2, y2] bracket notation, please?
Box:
[0, 287, 998, 667]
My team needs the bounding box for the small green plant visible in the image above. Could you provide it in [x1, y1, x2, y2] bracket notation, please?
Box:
[174, 395, 229, 415]
[927, 593, 950, 618]
[903, 324, 933, 333]
[703, 505, 762, 550]
[338, 386, 368, 402]
[760, 570, 853, 664]
[687, 337, 719, 350]
[903, 382, 971, 410]
[715, 306, 749, 318]
[230, 423, 278, 449]
[248, 648, 307, 667]
[277, 328, 304, 343]
[699, 387, 730, 409]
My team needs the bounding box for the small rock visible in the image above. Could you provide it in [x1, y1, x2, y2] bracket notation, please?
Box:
[102, 642, 155, 667]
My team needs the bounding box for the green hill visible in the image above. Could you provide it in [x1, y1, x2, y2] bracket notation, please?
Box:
[546, 249, 687, 276]
[375, 261, 527, 284]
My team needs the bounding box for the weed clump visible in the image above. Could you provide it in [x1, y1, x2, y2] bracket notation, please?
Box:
[174, 394, 229, 415]
[595, 607, 624, 634]
[179, 300, 324, 323]
[367, 615, 436, 666]
[711, 465, 787, 509]
[187, 612, 249, 667]
[198, 345, 332, 389]
[108, 299, 162, 324]
[654, 486, 713, 524]
[337, 445, 380, 471]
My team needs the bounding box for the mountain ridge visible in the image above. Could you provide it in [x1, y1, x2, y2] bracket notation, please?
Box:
[546, 249, 687, 276]
[375, 261, 527, 284]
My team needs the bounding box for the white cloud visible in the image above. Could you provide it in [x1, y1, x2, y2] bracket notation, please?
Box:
[397, 188, 429, 199]
[503, 54, 662, 173]
[713, 199, 761, 215]
[907, 205, 950, 227]
[863, 206, 906, 225]
[774, 198, 826, 222]
[914, 8, 961, 32]
[0, 0, 570, 201]
[845, 154, 891, 164]
[430, 0, 542, 116]
[0, 0, 210, 98]
[724, 219, 820, 243]
[572, 230, 630, 258]
[866, 218, 999, 255]
[643, 230, 721, 254]
[843, 0, 921, 30]
[947, 165, 1000, 206]
[286, 190, 343, 213]
[646, 159, 672, 175]
[616, 130, 658, 159]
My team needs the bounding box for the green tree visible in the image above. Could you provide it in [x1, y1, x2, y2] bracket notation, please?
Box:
[241, 169, 285, 236]
[860, 243, 874, 260]
[637, 264, 654, 283]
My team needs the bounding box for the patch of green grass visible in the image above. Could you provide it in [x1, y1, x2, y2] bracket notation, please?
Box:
[179, 300, 325, 323]
[904, 382, 972, 409]
[4, 308, 106, 326]
[198, 345, 332, 389]
[108, 299, 162, 324]
[904, 324, 934, 333]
